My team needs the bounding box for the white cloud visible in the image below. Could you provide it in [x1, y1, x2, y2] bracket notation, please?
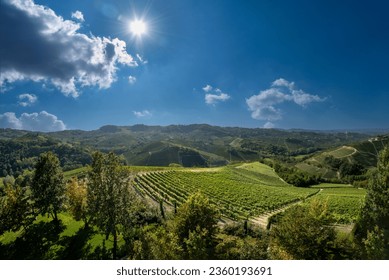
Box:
[291, 89, 324, 106]
[0, 0, 137, 97]
[0, 111, 66, 132]
[0, 112, 22, 130]
[263, 121, 275, 129]
[205, 93, 231, 105]
[18, 93, 38, 107]
[71, 10, 84, 22]
[202, 85, 213, 92]
[136, 54, 148, 65]
[128, 76, 137, 85]
[272, 78, 295, 90]
[202, 84, 231, 105]
[246, 78, 325, 124]
[133, 110, 152, 118]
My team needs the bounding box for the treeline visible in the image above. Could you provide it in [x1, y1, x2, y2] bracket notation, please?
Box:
[269, 161, 321, 188]
[323, 155, 367, 183]
[0, 135, 92, 177]
[267, 155, 368, 187]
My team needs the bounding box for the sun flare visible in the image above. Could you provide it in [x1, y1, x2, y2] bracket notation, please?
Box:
[130, 19, 147, 36]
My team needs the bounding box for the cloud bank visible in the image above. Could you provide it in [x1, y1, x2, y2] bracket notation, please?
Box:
[0, 0, 137, 97]
[0, 111, 66, 132]
[202, 85, 231, 105]
[246, 78, 325, 126]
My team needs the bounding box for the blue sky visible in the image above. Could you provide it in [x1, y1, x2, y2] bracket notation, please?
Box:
[1, 0, 388, 131]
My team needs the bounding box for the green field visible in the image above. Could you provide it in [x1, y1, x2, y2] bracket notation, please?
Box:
[312, 183, 366, 223]
[64, 167, 89, 179]
[133, 162, 318, 220]
[0, 212, 122, 259]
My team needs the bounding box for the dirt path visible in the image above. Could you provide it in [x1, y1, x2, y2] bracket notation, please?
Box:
[249, 200, 303, 229]
[331, 146, 358, 158]
[249, 189, 323, 229]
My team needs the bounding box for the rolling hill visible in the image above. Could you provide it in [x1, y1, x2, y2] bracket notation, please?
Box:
[295, 135, 389, 179]
[1, 124, 384, 177]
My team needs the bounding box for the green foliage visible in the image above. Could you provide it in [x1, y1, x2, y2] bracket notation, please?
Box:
[363, 226, 386, 259]
[356, 146, 389, 258]
[2, 175, 15, 187]
[31, 152, 66, 223]
[312, 184, 366, 223]
[87, 152, 131, 259]
[0, 134, 91, 176]
[66, 178, 88, 224]
[0, 212, 124, 260]
[271, 199, 338, 259]
[131, 225, 182, 260]
[324, 155, 344, 169]
[0, 183, 33, 235]
[216, 223, 270, 260]
[173, 192, 219, 259]
[274, 162, 321, 187]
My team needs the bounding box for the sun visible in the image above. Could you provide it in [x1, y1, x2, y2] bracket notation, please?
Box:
[130, 19, 147, 36]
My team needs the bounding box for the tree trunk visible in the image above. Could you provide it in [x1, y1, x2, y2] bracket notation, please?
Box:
[53, 210, 60, 231]
[113, 229, 117, 260]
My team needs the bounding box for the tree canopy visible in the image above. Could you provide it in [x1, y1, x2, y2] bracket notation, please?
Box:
[87, 152, 131, 259]
[357, 146, 389, 259]
[31, 152, 65, 224]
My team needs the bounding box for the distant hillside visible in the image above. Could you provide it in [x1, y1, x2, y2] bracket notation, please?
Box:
[53, 124, 370, 157]
[0, 131, 92, 177]
[0, 124, 377, 176]
[296, 135, 389, 180]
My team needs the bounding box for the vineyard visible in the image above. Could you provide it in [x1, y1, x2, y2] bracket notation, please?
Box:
[312, 183, 366, 223]
[131, 162, 318, 220]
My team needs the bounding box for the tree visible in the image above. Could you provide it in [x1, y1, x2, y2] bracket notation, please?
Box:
[0, 182, 32, 235]
[173, 192, 219, 259]
[31, 152, 65, 224]
[270, 199, 337, 259]
[87, 152, 131, 259]
[356, 146, 389, 259]
[66, 177, 88, 226]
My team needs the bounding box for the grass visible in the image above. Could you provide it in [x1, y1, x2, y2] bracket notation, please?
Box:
[0, 212, 123, 260]
[235, 162, 280, 177]
[64, 167, 89, 179]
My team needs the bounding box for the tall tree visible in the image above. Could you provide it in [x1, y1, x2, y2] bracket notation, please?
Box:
[173, 192, 219, 259]
[356, 146, 389, 259]
[31, 152, 65, 224]
[87, 152, 131, 259]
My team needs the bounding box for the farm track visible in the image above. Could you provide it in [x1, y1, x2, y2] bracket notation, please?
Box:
[249, 189, 323, 229]
[249, 200, 302, 229]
